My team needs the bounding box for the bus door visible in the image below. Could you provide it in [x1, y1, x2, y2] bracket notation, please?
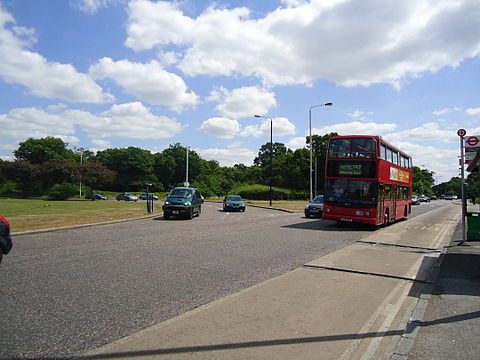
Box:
[391, 185, 397, 220]
[377, 183, 385, 223]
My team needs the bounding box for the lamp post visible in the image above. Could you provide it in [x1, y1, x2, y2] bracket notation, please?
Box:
[185, 146, 189, 187]
[255, 115, 273, 206]
[75, 150, 84, 198]
[309, 102, 333, 202]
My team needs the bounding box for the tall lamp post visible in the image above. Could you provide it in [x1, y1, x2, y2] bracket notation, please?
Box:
[75, 150, 84, 198]
[185, 146, 189, 187]
[309, 102, 333, 202]
[255, 115, 273, 206]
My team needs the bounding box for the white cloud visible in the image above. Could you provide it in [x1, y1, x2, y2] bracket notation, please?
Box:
[466, 107, 480, 116]
[209, 86, 276, 119]
[394, 141, 459, 180]
[312, 121, 397, 136]
[384, 121, 456, 143]
[0, 7, 113, 103]
[240, 117, 296, 138]
[125, 0, 480, 88]
[0, 102, 183, 145]
[90, 139, 112, 153]
[286, 136, 307, 150]
[74, 0, 122, 14]
[195, 143, 256, 167]
[433, 107, 461, 116]
[89, 58, 199, 111]
[199, 117, 240, 139]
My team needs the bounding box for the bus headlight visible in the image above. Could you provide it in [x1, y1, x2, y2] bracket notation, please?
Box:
[325, 207, 331, 213]
[365, 211, 370, 216]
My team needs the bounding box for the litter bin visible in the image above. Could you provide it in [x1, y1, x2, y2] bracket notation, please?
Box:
[466, 211, 480, 241]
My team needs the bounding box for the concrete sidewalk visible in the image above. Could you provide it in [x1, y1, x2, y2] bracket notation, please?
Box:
[405, 203, 480, 360]
[77, 204, 460, 360]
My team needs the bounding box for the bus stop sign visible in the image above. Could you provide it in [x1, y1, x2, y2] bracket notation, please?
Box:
[457, 128, 466, 137]
[465, 136, 479, 147]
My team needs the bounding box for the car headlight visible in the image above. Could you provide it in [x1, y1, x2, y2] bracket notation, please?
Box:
[184, 202, 191, 206]
[165, 201, 170, 205]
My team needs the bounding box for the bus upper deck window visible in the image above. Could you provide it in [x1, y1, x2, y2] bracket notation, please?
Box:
[329, 139, 351, 158]
[351, 138, 376, 158]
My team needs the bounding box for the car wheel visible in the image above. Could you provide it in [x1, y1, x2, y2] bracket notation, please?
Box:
[164, 213, 170, 220]
[188, 209, 194, 219]
[305, 211, 310, 218]
[197, 206, 201, 216]
[241, 208, 245, 212]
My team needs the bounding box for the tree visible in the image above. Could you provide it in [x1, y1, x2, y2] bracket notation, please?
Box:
[412, 166, 435, 195]
[81, 161, 116, 192]
[14, 137, 75, 164]
[95, 147, 156, 191]
[308, 132, 339, 193]
[160, 144, 202, 188]
[0, 160, 42, 197]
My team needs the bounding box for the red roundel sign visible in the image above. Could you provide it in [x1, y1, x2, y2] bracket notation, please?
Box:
[457, 129, 467, 137]
[466, 136, 479, 147]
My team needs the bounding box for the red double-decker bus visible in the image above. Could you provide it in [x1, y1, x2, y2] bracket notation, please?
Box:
[322, 135, 413, 225]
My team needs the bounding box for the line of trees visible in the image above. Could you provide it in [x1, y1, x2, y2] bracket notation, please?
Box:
[0, 134, 336, 199]
[1, 135, 472, 200]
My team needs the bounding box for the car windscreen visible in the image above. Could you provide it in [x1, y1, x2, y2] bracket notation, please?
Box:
[325, 179, 377, 208]
[169, 189, 192, 198]
[312, 196, 324, 204]
[227, 196, 242, 201]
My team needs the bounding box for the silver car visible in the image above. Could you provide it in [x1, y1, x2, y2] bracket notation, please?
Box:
[305, 195, 324, 218]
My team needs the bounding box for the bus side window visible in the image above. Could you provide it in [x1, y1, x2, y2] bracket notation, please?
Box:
[385, 184, 391, 200]
[380, 144, 387, 160]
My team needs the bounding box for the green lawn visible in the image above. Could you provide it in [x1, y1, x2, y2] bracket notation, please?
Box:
[0, 198, 308, 233]
[0, 199, 157, 232]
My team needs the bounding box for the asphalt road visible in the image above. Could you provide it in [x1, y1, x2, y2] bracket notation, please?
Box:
[0, 200, 450, 360]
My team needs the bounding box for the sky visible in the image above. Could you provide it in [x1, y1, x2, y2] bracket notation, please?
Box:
[0, 0, 479, 183]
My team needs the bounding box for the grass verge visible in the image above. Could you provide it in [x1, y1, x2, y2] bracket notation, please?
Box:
[0, 199, 157, 232]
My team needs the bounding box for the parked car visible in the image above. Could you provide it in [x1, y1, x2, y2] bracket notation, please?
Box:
[0, 215, 13, 264]
[430, 195, 437, 200]
[86, 193, 108, 200]
[444, 194, 458, 200]
[116, 193, 138, 201]
[163, 187, 202, 219]
[139, 193, 159, 200]
[411, 195, 420, 205]
[305, 195, 324, 217]
[223, 195, 246, 212]
[418, 195, 430, 202]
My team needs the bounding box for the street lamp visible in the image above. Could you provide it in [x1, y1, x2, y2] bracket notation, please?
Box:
[309, 102, 333, 202]
[185, 146, 189, 187]
[75, 149, 84, 198]
[255, 114, 273, 206]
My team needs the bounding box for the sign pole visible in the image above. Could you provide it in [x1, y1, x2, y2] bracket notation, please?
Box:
[458, 129, 466, 243]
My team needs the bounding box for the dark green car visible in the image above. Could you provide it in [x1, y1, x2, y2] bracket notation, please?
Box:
[163, 187, 202, 219]
[223, 195, 246, 212]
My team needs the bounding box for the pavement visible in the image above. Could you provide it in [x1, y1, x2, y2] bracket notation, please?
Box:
[74, 202, 480, 360]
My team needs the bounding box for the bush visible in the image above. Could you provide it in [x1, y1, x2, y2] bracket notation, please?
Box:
[47, 182, 78, 200]
[0, 180, 20, 197]
[231, 184, 309, 200]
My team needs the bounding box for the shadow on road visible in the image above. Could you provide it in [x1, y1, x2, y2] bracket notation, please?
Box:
[283, 219, 378, 232]
[20, 310, 477, 360]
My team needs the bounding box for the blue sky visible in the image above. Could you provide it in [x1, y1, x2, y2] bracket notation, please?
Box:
[1, 0, 479, 183]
